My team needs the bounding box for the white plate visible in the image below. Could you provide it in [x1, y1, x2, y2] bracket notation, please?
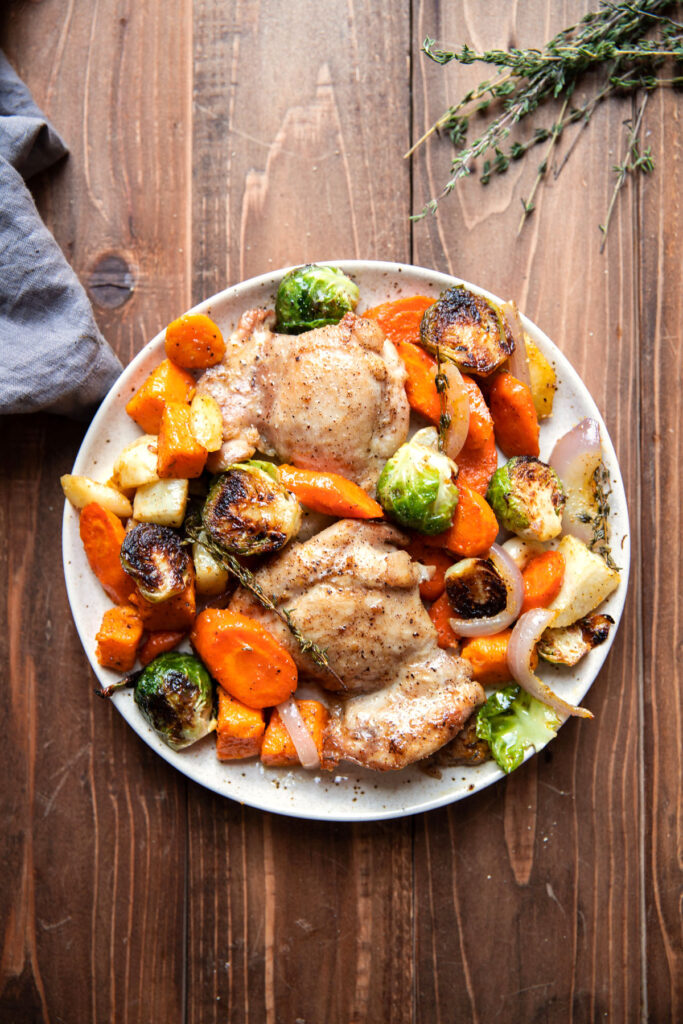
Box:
[62, 261, 630, 821]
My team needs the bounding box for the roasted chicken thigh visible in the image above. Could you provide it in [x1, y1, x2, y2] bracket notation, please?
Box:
[197, 309, 410, 490]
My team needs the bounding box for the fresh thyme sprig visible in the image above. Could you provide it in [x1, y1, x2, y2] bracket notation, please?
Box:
[410, 0, 682, 241]
[185, 519, 345, 687]
[599, 93, 654, 249]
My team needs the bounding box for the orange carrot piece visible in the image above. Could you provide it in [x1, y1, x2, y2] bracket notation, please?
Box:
[461, 374, 494, 450]
[363, 294, 436, 343]
[393, 339, 441, 424]
[138, 630, 187, 667]
[278, 464, 382, 519]
[215, 688, 266, 761]
[461, 630, 513, 686]
[125, 358, 196, 434]
[520, 550, 566, 614]
[165, 313, 226, 369]
[260, 700, 328, 768]
[95, 606, 144, 672]
[455, 432, 499, 495]
[79, 502, 134, 605]
[423, 484, 499, 558]
[157, 401, 207, 479]
[191, 609, 297, 709]
[130, 573, 196, 631]
[428, 592, 460, 650]
[487, 370, 540, 458]
[406, 538, 453, 600]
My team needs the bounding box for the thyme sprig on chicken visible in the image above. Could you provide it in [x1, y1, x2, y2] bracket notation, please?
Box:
[184, 517, 345, 687]
[409, 0, 682, 241]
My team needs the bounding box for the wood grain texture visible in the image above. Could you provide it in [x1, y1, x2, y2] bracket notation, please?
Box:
[638, 84, 683, 1022]
[1, 1, 193, 1021]
[0, 0, 680, 1021]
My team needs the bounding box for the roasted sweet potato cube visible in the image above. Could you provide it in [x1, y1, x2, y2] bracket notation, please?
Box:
[157, 401, 207, 479]
[95, 606, 144, 672]
[129, 571, 196, 631]
[125, 359, 196, 434]
[260, 700, 328, 768]
[216, 688, 266, 761]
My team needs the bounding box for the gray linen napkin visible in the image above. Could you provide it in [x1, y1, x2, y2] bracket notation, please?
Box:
[0, 51, 122, 417]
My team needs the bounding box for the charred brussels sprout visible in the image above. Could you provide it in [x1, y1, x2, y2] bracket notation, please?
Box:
[202, 461, 301, 556]
[275, 264, 359, 333]
[134, 652, 214, 750]
[420, 285, 513, 376]
[444, 557, 507, 619]
[537, 613, 614, 666]
[486, 456, 566, 541]
[376, 427, 458, 535]
[121, 522, 191, 602]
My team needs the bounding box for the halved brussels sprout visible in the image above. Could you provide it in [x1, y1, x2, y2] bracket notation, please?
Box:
[202, 461, 301, 556]
[275, 264, 360, 334]
[376, 427, 458, 535]
[537, 613, 614, 666]
[444, 557, 507, 619]
[420, 285, 514, 376]
[121, 523, 191, 602]
[134, 652, 214, 750]
[486, 456, 566, 541]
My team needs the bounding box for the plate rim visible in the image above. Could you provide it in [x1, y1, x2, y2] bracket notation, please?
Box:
[62, 259, 630, 821]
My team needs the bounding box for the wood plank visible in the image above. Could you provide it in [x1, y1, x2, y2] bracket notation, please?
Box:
[187, 3, 414, 1022]
[411, 3, 643, 1020]
[638, 85, 683, 1023]
[0, 2, 193, 1021]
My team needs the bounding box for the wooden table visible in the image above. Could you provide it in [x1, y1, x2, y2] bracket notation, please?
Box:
[1, 2, 680, 1021]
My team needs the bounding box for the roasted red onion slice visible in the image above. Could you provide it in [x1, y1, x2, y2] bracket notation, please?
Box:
[508, 608, 593, 719]
[501, 301, 531, 389]
[449, 543, 523, 637]
[442, 362, 470, 461]
[276, 698, 320, 769]
[549, 417, 602, 543]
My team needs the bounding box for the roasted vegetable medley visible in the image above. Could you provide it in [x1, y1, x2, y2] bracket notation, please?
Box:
[62, 265, 621, 777]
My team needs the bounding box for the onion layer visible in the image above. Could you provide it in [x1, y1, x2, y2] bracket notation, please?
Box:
[449, 543, 523, 637]
[549, 418, 602, 543]
[501, 301, 531, 389]
[507, 608, 593, 718]
[442, 362, 470, 461]
[276, 698, 320, 769]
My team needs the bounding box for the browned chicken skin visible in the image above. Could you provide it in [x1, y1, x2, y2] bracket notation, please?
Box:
[228, 520, 485, 770]
[197, 309, 410, 490]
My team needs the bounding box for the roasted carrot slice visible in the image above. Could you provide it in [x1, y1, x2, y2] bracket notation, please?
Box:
[165, 313, 225, 369]
[138, 630, 187, 666]
[95, 606, 144, 672]
[278, 464, 382, 519]
[191, 609, 297, 709]
[393, 339, 441, 424]
[428, 592, 460, 650]
[260, 700, 328, 768]
[487, 370, 540, 458]
[461, 374, 494, 450]
[455, 432, 499, 495]
[79, 502, 134, 605]
[460, 630, 513, 686]
[363, 295, 436, 342]
[125, 359, 196, 435]
[520, 550, 565, 614]
[423, 484, 499, 558]
[215, 688, 266, 761]
[157, 401, 207, 479]
[406, 538, 453, 600]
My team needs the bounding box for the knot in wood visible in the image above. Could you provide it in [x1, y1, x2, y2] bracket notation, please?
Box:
[88, 254, 135, 309]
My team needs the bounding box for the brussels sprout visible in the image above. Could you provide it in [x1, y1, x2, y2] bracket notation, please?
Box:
[202, 461, 301, 556]
[275, 264, 360, 333]
[475, 685, 560, 774]
[420, 285, 514, 376]
[444, 557, 507, 619]
[486, 456, 566, 541]
[121, 522, 191, 602]
[376, 427, 458, 535]
[134, 652, 214, 750]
